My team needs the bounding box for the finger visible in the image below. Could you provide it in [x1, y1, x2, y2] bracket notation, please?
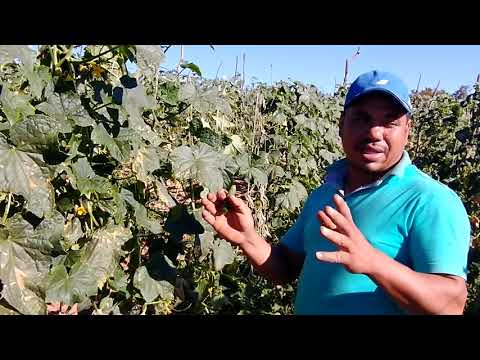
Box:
[320, 226, 350, 249]
[202, 209, 216, 226]
[201, 197, 222, 216]
[315, 250, 347, 264]
[317, 210, 337, 230]
[226, 194, 251, 215]
[323, 205, 352, 235]
[202, 198, 220, 216]
[217, 189, 228, 201]
[333, 194, 353, 221]
[201, 196, 213, 208]
[207, 192, 217, 202]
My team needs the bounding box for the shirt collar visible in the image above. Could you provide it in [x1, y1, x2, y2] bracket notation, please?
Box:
[325, 151, 412, 190]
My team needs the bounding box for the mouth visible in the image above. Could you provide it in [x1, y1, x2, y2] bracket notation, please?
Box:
[357, 144, 386, 162]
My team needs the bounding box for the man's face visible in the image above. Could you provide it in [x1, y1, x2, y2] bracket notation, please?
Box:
[340, 92, 411, 174]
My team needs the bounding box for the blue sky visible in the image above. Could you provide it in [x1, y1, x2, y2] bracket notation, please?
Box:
[159, 45, 480, 94]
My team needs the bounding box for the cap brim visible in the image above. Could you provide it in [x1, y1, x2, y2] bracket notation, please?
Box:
[345, 87, 412, 113]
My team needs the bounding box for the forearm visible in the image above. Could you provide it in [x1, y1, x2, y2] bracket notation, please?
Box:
[367, 249, 467, 314]
[239, 233, 297, 285]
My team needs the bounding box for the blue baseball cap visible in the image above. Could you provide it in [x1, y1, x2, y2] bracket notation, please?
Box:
[345, 70, 412, 113]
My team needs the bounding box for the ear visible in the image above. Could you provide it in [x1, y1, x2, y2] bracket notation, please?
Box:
[405, 116, 412, 137]
[404, 116, 412, 145]
[339, 112, 345, 137]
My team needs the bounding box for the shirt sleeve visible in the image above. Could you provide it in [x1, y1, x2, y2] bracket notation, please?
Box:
[409, 189, 471, 280]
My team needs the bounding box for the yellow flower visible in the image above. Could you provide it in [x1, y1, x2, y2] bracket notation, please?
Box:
[90, 63, 105, 78]
[76, 206, 87, 216]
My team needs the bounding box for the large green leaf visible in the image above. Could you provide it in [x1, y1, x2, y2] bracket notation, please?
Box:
[91, 123, 131, 162]
[0, 85, 36, 125]
[21, 64, 51, 100]
[97, 187, 127, 224]
[122, 84, 160, 146]
[223, 134, 245, 155]
[131, 145, 161, 184]
[37, 91, 95, 127]
[299, 157, 317, 176]
[197, 231, 235, 271]
[246, 167, 268, 188]
[294, 114, 317, 131]
[0, 45, 35, 69]
[236, 153, 268, 188]
[154, 180, 177, 209]
[73, 222, 131, 289]
[271, 112, 288, 127]
[298, 86, 323, 109]
[180, 62, 202, 76]
[107, 265, 129, 294]
[275, 179, 308, 211]
[133, 266, 174, 302]
[212, 239, 235, 271]
[10, 114, 71, 153]
[136, 45, 165, 77]
[179, 82, 232, 116]
[7, 211, 65, 257]
[117, 127, 142, 151]
[120, 188, 161, 234]
[45, 222, 132, 305]
[198, 231, 215, 262]
[62, 215, 84, 250]
[70, 157, 112, 196]
[0, 244, 46, 314]
[318, 148, 338, 164]
[0, 136, 53, 218]
[92, 296, 121, 315]
[44, 264, 95, 305]
[170, 143, 225, 192]
[268, 164, 286, 179]
[0, 223, 48, 315]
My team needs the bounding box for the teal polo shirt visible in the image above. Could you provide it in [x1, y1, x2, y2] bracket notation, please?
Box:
[281, 151, 471, 315]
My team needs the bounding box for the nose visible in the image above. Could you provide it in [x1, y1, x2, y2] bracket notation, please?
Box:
[367, 125, 383, 141]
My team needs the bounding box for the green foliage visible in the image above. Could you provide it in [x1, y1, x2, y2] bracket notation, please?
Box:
[0, 45, 478, 315]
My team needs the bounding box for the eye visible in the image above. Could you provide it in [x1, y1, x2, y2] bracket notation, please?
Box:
[352, 114, 368, 123]
[385, 120, 400, 128]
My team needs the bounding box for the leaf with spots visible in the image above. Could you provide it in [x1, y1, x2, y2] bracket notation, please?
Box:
[136, 45, 165, 77]
[21, 65, 52, 100]
[0, 220, 48, 315]
[10, 114, 71, 153]
[170, 143, 226, 192]
[45, 222, 132, 305]
[0, 135, 54, 218]
[0, 85, 36, 125]
[37, 91, 95, 127]
[131, 145, 161, 184]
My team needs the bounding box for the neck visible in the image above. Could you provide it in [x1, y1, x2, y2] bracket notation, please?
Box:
[344, 167, 384, 194]
[344, 154, 403, 194]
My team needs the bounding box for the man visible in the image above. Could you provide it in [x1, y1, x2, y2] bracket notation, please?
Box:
[201, 70, 471, 315]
